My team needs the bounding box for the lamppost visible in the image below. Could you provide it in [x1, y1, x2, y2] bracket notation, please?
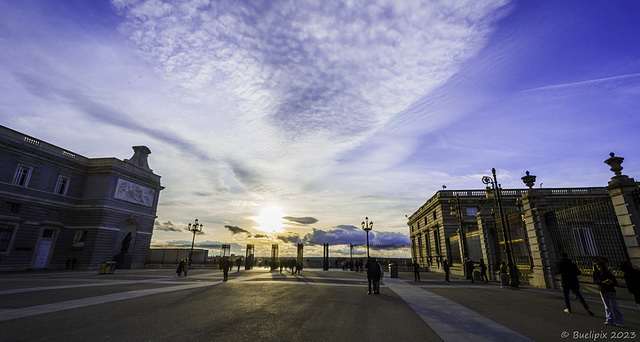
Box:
[482, 168, 518, 288]
[448, 194, 467, 261]
[188, 218, 203, 265]
[361, 217, 373, 258]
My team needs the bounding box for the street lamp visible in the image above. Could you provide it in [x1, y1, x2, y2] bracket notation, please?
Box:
[361, 217, 373, 258]
[448, 194, 467, 261]
[482, 168, 518, 288]
[188, 218, 203, 265]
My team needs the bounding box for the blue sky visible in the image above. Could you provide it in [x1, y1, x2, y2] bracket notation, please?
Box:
[1, 0, 639, 258]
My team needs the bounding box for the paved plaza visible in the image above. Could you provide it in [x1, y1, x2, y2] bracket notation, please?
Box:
[0, 267, 638, 341]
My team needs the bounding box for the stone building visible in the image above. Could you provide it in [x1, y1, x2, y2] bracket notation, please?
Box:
[0, 125, 163, 271]
[408, 156, 639, 289]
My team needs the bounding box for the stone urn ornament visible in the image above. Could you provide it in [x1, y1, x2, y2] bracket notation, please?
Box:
[604, 152, 624, 177]
[521, 171, 536, 189]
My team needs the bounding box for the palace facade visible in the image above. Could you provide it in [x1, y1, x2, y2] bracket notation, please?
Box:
[0, 125, 163, 270]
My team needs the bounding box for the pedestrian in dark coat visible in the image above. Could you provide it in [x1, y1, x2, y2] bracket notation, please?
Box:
[366, 257, 382, 294]
[442, 259, 450, 282]
[594, 261, 623, 327]
[479, 259, 488, 282]
[176, 260, 184, 277]
[465, 258, 475, 283]
[221, 257, 231, 281]
[620, 261, 640, 309]
[557, 253, 593, 315]
[412, 262, 421, 282]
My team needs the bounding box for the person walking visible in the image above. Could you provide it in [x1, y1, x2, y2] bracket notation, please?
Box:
[465, 258, 475, 283]
[176, 259, 184, 277]
[499, 261, 509, 287]
[181, 257, 189, 276]
[366, 257, 382, 294]
[221, 256, 231, 281]
[412, 261, 421, 282]
[557, 253, 593, 315]
[443, 259, 450, 282]
[479, 259, 489, 282]
[594, 261, 623, 327]
[620, 261, 640, 309]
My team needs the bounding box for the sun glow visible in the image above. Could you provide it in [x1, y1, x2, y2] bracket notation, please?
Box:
[251, 205, 285, 233]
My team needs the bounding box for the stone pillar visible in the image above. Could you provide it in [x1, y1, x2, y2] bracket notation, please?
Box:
[521, 189, 559, 289]
[605, 153, 640, 268]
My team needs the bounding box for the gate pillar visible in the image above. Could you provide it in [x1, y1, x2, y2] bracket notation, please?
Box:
[297, 243, 304, 271]
[323, 243, 329, 270]
[245, 244, 254, 270]
[271, 244, 279, 270]
[605, 153, 640, 268]
[521, 189, 558, 289]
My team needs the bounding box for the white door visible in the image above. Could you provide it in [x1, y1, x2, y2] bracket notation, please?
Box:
[34, 229, 55, 268]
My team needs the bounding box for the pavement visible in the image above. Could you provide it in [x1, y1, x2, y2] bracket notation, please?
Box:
[0, 267, 638, 341]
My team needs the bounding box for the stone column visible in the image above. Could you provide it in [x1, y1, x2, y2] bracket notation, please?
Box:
[605, 153, 640, 268]
[521, 189, 559, 289]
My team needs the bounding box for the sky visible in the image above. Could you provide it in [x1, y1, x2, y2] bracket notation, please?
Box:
[1, 0, 639, 259]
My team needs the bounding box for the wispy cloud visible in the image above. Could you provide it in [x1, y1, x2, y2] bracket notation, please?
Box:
[524, 73, 640, 92]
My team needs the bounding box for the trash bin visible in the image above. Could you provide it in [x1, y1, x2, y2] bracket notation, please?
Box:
[99, 262, 107, 274]
[389, 263, 398, 278]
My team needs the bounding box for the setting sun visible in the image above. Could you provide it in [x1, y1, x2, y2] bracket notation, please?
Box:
[251, 205, 285, 233]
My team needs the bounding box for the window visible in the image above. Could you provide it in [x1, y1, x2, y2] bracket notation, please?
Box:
[72, 230, 87, 249]
[12, 165, 33, 187]
[5, 202, 20, 214]
[466, 207, 479, 216]
[425, 232, 431, 256]
[0, 223, 18, 253]
[432, 211, 437, 221]
[54, 176, 70, 195]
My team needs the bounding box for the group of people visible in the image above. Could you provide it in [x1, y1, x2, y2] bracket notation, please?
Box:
[175, 257, 189, 277]
[558, 253, 640, 328]
[412, 257, 486, 283]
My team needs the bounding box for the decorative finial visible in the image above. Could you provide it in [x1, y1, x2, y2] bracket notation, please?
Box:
[604, 152, 624, 177]
[521, 171, 536, 189]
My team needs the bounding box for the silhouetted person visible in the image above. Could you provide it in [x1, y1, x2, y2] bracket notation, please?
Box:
[65, 258, 71, 270]
[479, 259, 488, 282]
[499, 261, 509, 286]
[366, 257, 382, 294]
[236, 257, 242, 271]
[594, 261, 623, 327]
[465, 258, 475, 283]
[181, 257, 189, 276]
[176, 259, 184, 277]
[620, 261, 640, 309]
[412, 262, 420, 282]
[221, 257, 231, 281]
[442, 259, 450, 282]
[71, 257, 77, 270]
[557, 253, 593, 315]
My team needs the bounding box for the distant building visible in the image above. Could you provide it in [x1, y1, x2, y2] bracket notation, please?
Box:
[0, 125, 163, 271]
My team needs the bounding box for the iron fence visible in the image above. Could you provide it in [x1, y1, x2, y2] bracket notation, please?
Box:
[545, 196, 628, 277]
[493, 209, 533, 284]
